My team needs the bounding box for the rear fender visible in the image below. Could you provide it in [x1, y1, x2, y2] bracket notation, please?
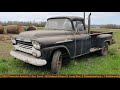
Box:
[96, 34, 112, 48]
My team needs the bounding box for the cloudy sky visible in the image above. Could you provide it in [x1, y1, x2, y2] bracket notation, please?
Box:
[0, 12, 120, 25]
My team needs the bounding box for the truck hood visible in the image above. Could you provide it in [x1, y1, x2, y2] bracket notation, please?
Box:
[15, 30, 74, 45]
[17, 30, 72, 39]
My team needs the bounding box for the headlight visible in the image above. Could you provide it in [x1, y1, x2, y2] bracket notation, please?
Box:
[11, 37, 16, 44]
[32, 41, 41, 49]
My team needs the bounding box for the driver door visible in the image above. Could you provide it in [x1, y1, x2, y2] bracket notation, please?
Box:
[73, 20, 91, 56]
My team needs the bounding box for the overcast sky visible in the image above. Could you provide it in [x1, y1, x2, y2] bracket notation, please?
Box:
[0, 12, 120, 25]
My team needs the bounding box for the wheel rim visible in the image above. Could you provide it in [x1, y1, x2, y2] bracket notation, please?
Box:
[56, 54, 62, 70]
[103, 43, 108, 55]
[51, 51, 63, 74]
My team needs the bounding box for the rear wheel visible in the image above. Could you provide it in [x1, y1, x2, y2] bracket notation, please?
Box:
[51, 50, 62, 74]
[98, 42, 109, 56]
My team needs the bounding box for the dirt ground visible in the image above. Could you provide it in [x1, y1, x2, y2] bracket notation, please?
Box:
[0, 34, 15, 59]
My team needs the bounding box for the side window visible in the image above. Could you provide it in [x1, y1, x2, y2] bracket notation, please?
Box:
[77, 21, 84, 31]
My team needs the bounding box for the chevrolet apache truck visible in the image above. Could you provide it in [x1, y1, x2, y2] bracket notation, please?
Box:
[10, 13, 115, 74]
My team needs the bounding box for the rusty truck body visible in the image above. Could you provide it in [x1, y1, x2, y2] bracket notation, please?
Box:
[10, 13, 115, 73]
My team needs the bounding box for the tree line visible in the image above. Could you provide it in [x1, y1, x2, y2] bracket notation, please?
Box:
[0, 21, 120, 29]
[100, 24, 120, 29]
[0, 21, 46, 27]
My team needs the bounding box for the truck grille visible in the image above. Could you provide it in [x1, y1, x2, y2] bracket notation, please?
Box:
[18, 43, 33, 49]
[16, 40, 33, 50]
[16, 40, 32, 46]
[13, 40, 41, 57]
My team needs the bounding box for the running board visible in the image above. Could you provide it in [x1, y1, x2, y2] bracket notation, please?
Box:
[90, 48, 101, 52]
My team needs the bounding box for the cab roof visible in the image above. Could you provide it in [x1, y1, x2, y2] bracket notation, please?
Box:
[47, 16, 84, 21]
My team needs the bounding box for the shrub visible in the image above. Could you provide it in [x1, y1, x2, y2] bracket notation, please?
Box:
[100, 24, 120, 29]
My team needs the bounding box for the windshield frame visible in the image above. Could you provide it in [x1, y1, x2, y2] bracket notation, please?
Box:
[45, 18, 74, 31]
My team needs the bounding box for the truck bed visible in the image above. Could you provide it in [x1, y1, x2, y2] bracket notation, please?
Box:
[90, 31, 113, 48]
[90, 31, 113, 35]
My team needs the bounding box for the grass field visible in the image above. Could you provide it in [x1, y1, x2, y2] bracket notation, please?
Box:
[0, 28, 120, 75]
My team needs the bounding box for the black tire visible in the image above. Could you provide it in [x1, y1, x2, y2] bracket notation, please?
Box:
[98, 42, 109, 56]
[51, 50, 62, 74]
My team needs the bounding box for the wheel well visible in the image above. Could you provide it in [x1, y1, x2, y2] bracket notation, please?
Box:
[105, 41, 110, 45]
[50, 47, 70, 60]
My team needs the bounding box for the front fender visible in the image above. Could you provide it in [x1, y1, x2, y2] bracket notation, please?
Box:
[40, 45, 71, 62]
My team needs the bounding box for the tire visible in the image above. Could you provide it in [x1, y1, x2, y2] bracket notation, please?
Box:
[51, 50, 62, 74]
[98, 42, 109, 56]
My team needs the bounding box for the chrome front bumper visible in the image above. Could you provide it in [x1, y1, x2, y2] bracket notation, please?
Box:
[10, 50, 47, 66]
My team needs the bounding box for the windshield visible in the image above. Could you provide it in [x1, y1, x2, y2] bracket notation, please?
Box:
[44, 19, 73, 30]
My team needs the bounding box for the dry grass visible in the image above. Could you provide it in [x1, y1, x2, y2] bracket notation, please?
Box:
[0, 34, 14, 59]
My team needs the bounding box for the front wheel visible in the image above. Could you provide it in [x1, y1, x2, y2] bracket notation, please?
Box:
[51, 50, 62, 74]
[98, 42, 109, 56]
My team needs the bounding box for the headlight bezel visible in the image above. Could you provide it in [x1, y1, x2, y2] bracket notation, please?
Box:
[32, 40, 41, 50]
[11, 37, 16, 44]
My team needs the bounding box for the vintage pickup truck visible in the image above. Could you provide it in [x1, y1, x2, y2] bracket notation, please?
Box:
[10, 13, 115, 74]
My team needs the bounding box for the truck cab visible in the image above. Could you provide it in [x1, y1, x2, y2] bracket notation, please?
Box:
[10, 14, 115, 74]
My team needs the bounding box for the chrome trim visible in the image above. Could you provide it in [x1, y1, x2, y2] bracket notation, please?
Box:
[13, 44, 41, 57]
[10, 50, 47, 66]
[56, 39, 73, 44]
